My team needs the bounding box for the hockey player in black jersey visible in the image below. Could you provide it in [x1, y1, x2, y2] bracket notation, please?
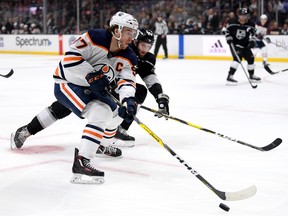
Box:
[11, 28, 169, 149]
[115, 28, 170, 141]
[223, 8, 261, 85]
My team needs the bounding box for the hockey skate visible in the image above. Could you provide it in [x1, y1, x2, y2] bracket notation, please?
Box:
[249, 74, 261, 83]
[70, 148, 105, 184]
[226, 74, 238, 86]
[114, 126, 135, 141]
[95, 144, 122, 158]
[10, 125, 31, 149]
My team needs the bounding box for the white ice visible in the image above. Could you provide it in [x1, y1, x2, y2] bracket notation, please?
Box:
[0, 54, 287, 216]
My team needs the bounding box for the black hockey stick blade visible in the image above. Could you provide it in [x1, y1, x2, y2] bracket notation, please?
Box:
[264, 64, 278, 75]
[140, 105, 282, 151]
[261, 138, 282, 151]
[252, 84, 258, 89]
[0, 69, 14, 78]
[264, 65, 288, 75]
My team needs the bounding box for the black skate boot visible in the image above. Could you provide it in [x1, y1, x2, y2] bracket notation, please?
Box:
[249, 74, 261, 83]
[10, 125, 31, 149]
[115, 126, 135, 141]
[96, 144, 122, 158]
[70, 148, 105, 184]
[226, 74, 238, 86]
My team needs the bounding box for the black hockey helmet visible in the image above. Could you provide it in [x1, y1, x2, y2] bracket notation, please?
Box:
[239, 8, 248, 15]
[137, 28, 155, 45]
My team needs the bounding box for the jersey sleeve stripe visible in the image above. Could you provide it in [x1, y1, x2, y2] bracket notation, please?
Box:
[64, 51, 82, 56]
[63, 56, 83, 62]
[54, 67, 59, 77]
[117, 79, 136, 88]
[58, 62, 66, 80]
[63, 59, 85, 68]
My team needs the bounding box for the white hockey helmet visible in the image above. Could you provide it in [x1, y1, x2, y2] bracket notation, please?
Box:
[260, 14, 267, 20]
[109, 11, 139, 40]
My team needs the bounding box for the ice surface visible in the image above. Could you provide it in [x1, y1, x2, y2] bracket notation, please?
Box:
[0, 54, 287, 216]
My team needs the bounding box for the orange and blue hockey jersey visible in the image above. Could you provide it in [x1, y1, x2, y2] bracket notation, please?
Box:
[54, 29, 137, 102]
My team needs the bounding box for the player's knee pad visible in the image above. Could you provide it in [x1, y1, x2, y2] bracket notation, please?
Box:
[106, 107, 124, 132]
[247, 64, 255, 71]
[50, 101, 72, 119]
[36, 107, 57, 128]
[82, 100, 114, 129]
[231, 61, 239, 70]
[135, 83, 147, 104]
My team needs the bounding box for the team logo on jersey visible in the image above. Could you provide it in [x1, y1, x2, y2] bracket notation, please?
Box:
[236, 29, 246, 40]
[92, 63, 115, 82]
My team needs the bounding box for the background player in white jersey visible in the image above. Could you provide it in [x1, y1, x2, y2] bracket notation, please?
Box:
[255, 14, 270, 66]
[223, 8, 261, 85]
[11, 28, 170, 148]
[11, 11, 139, 184]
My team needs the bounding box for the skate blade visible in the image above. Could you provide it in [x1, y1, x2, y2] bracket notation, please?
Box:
[249, 79, 261, 83]
[95, 153, 123, 159]
[226, 81, 238, 86]
[70, 174, 105, 185]
[111, 142, 135, 148]
[10, 133, 16, 150]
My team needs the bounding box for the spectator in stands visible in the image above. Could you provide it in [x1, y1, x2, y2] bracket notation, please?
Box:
[23, 24, 30, 34]
[280, 22, 288, 35]
[203, 8, 219, 33]
[0, 0, 287, 36]
[31, 23, 41, 34]
[270, 21, 281, 35]
[11, 22, 19, 34]
[1, 26, 8, 34]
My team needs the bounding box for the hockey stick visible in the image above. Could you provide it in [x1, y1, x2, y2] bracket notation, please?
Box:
[230, 43, 257, 89]
[109, 93, 257, 201]
[0, 69, 14, 78]
[140, 105, 282, 152]
[265, 39, 288, 51]
[264, 64, 288, 75]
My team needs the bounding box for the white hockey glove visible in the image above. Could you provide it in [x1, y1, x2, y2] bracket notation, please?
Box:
[155, 93, 170, 119]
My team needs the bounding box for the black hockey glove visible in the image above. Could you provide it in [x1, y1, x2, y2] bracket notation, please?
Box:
[118, 97, 138, 123]
[225, 35, 233, 45]
[257, 33, 264, 40]
[264, 37, 271, 43]
[247, 39, 256, 49]
[246, 27, 256, 35]
[155, 93, 170, 119]
[85, 69, 110, 95]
